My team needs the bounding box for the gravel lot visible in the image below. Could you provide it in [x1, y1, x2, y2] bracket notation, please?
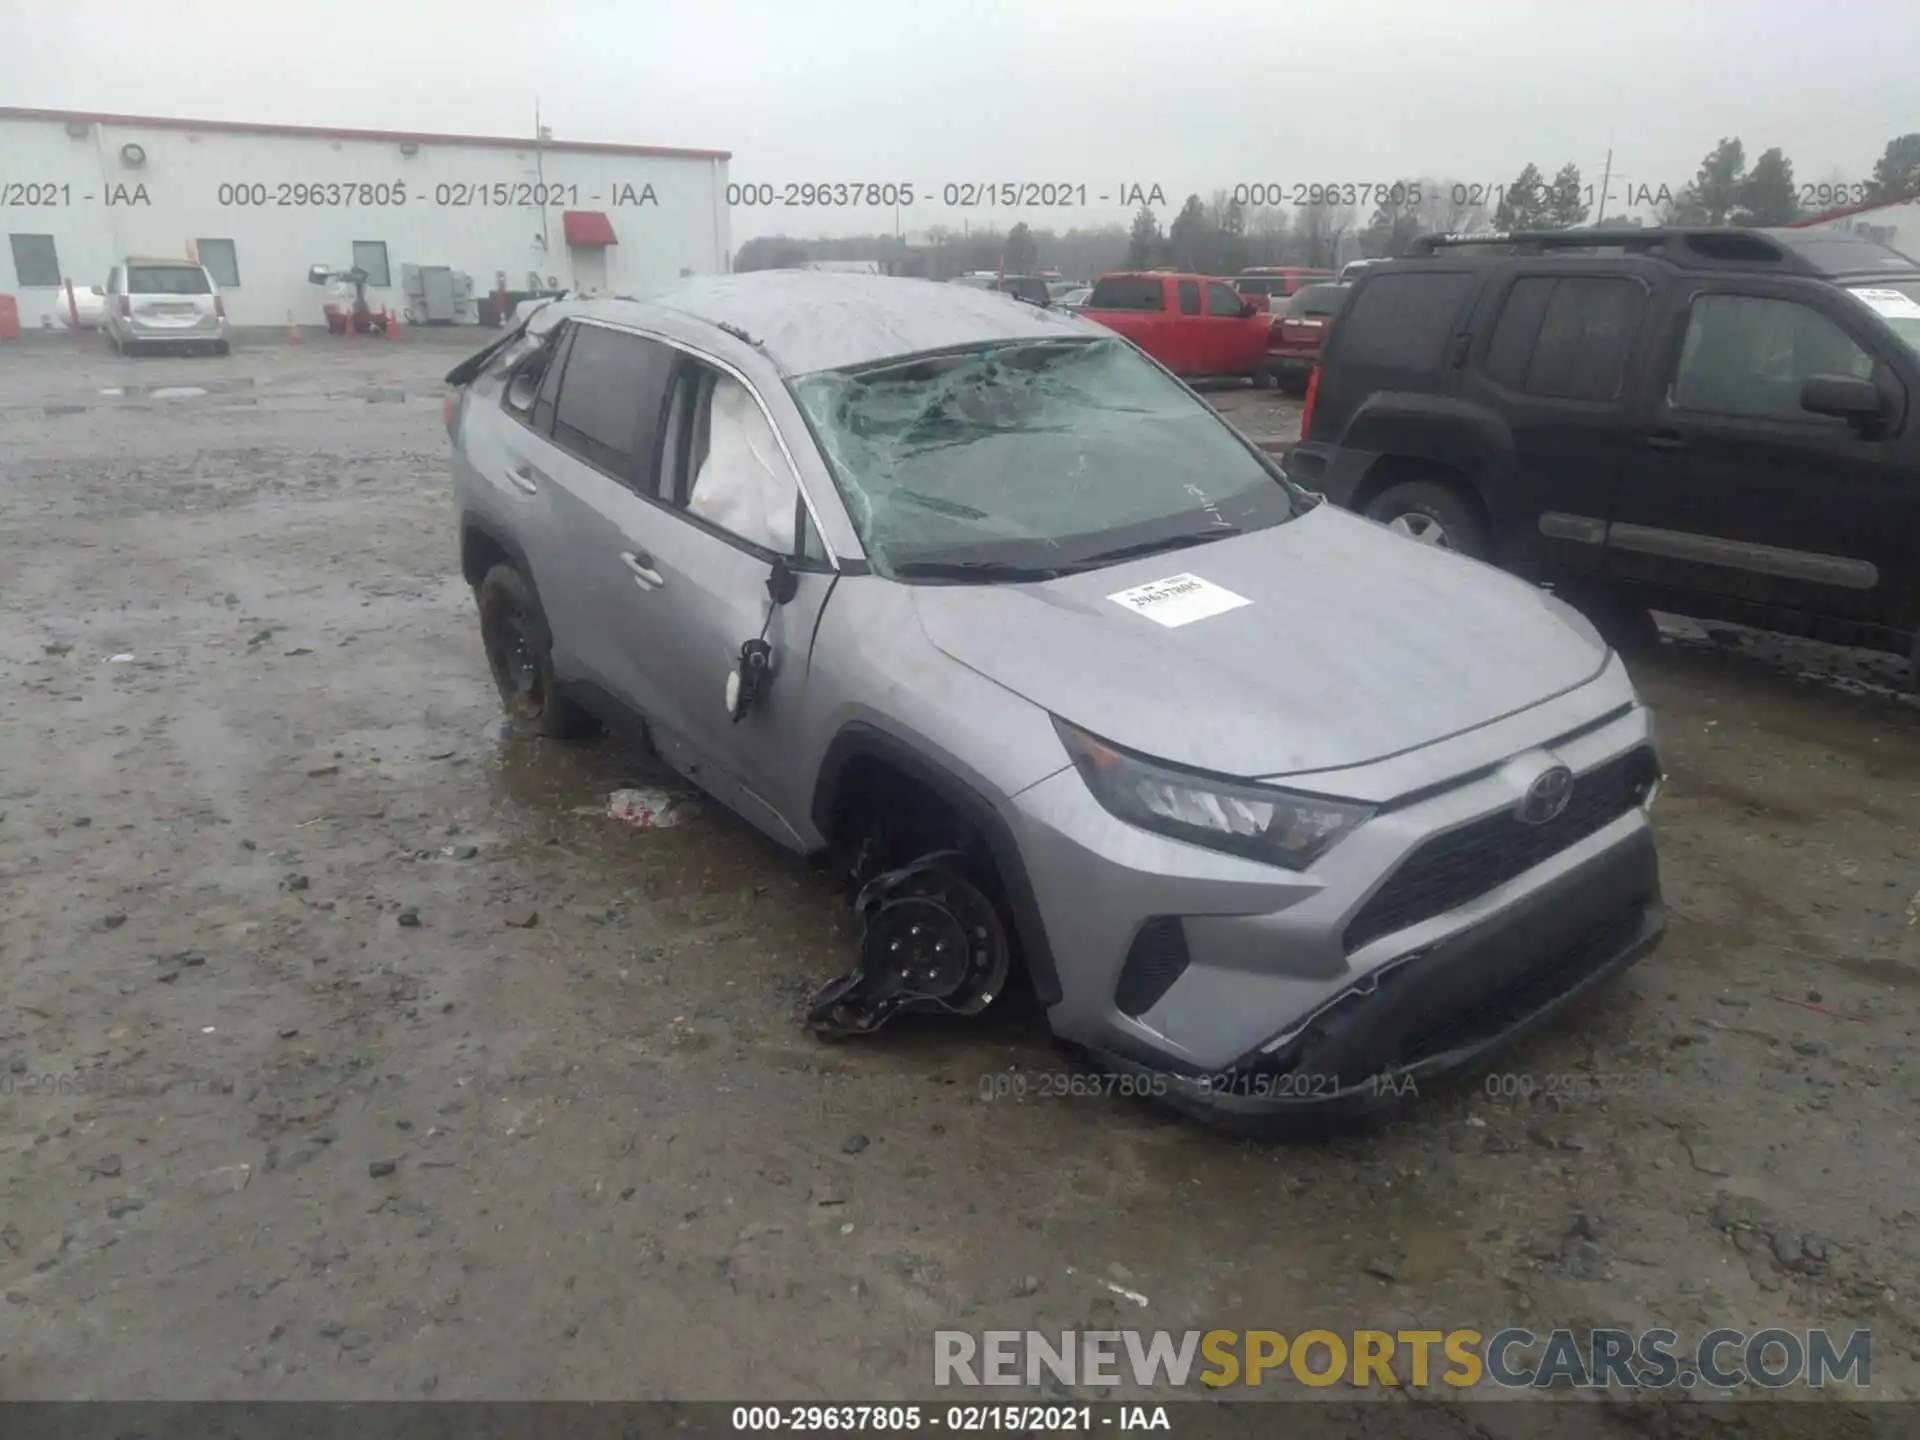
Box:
[4, 332, 1920, 1424]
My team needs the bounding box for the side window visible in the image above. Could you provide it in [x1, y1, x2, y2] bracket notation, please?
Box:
[661, 360, 801, 555]
[1336, 272, 1475, 370]
[502, 326, 564, 423]
[1204, 282, 1244, 317]
[9, 233, 61, 287]
[351, 241, 390, 289]
[1481, 277, 1555, 389]
[1177, 280, 1201, 316]
[1669, 294, 1877, 422]
[550, 323, 676, 481]
[1089, 276, 1165, 311]
[1525, 278, 1645, 400]
[1484, 277, 1645, 400]
[197, 239, 241, 288]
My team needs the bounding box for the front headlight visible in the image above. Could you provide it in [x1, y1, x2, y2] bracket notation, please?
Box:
[1054, 719, 1372, 871]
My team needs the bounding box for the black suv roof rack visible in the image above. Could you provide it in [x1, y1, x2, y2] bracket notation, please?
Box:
[1405, 226, 1920, 279]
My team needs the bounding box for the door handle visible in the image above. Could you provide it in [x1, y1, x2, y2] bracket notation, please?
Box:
[621, 551, 665, 590]
[507, 462, 541, 494]
[1641, 432, 1685, 452]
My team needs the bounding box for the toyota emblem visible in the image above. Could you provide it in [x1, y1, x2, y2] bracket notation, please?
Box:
[1517, 765, 1574, 825]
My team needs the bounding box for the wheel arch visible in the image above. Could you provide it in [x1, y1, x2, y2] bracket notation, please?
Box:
[811, 723, 1063, 1006]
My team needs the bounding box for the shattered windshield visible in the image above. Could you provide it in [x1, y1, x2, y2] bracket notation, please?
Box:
[791, 337, 1298, 580]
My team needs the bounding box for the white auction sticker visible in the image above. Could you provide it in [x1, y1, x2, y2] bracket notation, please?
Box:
[1850, 287, 1920, 319]
[1107, 573, 1252, 628]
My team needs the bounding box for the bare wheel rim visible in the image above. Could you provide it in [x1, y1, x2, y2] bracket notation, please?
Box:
[1387, 512, 1451, 548]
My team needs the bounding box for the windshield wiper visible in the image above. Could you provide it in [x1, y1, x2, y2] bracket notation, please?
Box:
[1066, 527, 1241, 570]
[890, 559, 1067, 584]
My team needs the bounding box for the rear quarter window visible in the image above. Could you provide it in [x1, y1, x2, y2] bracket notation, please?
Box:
[1331, 271, 1475, 370]
[1089, 276, 1165, 311]
[127, 266, 213, 295]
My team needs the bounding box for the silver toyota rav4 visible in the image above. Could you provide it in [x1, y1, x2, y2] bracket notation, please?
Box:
[446, 272, 1664, 1132]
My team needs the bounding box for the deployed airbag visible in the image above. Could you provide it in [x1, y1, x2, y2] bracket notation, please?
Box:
[687, 377, 794, 553]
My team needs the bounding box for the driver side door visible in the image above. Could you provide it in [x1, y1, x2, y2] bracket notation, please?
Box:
[596, 349, 839, 851]
[1606, 281, 1918, 632]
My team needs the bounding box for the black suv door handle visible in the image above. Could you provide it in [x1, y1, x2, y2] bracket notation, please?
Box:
[1641, 431, 1685, 453]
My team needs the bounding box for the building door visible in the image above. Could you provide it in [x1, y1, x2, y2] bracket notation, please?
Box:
[571, 245, 608, 294]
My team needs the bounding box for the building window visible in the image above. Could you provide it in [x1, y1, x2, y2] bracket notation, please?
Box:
[352, 241, 391, 289]
[198, 239, 241, 288]
[9, 233, 61, 287]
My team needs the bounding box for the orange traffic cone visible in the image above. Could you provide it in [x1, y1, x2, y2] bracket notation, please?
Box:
[286, 310, 303, 344]
[386, 306, 402, 340]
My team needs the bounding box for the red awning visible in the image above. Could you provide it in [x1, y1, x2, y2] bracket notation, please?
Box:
[562, 210, 617, 247]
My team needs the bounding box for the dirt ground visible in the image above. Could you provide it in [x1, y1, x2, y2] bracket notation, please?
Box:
[4, 331, 1920, 1420]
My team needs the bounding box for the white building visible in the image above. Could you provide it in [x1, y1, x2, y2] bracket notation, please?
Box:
[0, 106, 730, 330]
[1792, 193, 1920, 257]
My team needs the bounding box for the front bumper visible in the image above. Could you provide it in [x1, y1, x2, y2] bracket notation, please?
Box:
[1002, 689, 1661, 1132]
[1093, 834, 1661, 1134]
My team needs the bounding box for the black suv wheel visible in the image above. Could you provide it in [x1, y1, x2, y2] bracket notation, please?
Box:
[1365, 479, 1489, 559]
[475, 564, 597, 739]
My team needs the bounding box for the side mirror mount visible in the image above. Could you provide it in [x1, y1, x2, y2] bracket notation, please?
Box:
[1241, 300, 1258, 318]
[766, 556, 799, 606]
[1801, 372, 1884, 427]
[307, 264, 332, 286]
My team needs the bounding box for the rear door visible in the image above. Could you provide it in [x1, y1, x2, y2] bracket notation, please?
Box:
[1605, 279, 1919, 635]
[598, 351, 838, 850]
[1459, 266, 1653, 577]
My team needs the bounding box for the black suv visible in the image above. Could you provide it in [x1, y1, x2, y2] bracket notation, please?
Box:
[1286, 227, 1920, 672]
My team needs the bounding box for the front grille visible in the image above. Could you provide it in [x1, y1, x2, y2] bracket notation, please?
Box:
[1343, 747, 1659, 954]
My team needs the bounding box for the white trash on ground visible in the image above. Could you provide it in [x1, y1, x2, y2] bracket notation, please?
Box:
[604, 787, 697, 829]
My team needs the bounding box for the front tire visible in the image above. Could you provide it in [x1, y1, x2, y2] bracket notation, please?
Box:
[1364, 479, 1489, 559]
[1251, 362, 1274, 390]
[475, 564, 597, 740]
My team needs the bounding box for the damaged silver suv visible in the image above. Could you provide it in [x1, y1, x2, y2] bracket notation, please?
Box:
[445, 272, 1665, 1132]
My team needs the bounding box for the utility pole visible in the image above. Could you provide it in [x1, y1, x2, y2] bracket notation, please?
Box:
[534, 99, 551, 265]
[1595, 148, 1613, 225]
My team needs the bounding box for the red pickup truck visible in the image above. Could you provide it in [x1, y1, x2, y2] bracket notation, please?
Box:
[1079, 271, 1274, 386]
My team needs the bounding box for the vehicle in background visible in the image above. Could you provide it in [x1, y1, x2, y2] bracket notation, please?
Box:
[1338, 259, 1390, 283]
[1055, 285, 1092, 309]
[1081, 271, 1274, 385]
[103, 258, 232, 355]
[308, 262, 395, 336]
[1286, 227, 1920, 677]
[64, 284, 106, 331]
[1234, 267, 1337, 313]
[1046, 280, 1082, 302]
[445, 271, 1665, 1131]
[950, 273, 1053, 306]
[1267, 282, 1351, 392]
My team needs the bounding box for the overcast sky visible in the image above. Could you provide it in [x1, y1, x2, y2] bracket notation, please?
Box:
[6, 0, 1915, 238]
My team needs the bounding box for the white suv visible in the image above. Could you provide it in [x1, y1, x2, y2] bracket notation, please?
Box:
[104, 258, 232, 355]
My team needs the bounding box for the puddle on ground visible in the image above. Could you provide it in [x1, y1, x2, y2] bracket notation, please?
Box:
[100, 377, 258, 400]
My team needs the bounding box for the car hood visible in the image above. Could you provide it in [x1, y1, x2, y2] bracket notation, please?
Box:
[910, 506, 1609, 780]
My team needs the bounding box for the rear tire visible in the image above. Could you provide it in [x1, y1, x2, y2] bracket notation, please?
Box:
[214, 340, 231, 356]
[475, 564, 597, 740]
[1364, 479, 1489, 559]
